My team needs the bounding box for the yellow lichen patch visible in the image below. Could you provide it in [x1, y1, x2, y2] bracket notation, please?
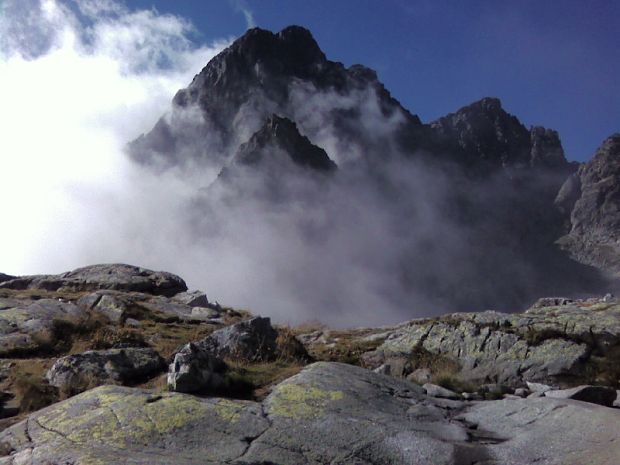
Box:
[269, 383, 343, 419]
[77, 455, 110, 465]
[35, 387, 217, 449]
[214, 399, 243, 423]
[142, 394, 213, 435]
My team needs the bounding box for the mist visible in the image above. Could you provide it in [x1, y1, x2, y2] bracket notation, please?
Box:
[1, 1, 610, 328]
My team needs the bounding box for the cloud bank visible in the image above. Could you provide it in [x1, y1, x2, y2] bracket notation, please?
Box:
[0, 0, 226, 276]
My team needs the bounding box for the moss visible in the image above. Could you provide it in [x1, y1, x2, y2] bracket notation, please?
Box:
[269, 383, 343, 419]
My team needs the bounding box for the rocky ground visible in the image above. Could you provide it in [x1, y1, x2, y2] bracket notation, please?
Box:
[0, 264, 618, 464]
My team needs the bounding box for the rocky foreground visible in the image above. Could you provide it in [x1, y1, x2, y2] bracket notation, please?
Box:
[0, 264, 618, 464]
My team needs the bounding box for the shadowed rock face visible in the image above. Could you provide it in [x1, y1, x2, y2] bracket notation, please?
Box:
[1, 362, 619, 465]
[232, 115, 336, 172]
[557, 134, 620, 275]
[430, 98, 572, 174]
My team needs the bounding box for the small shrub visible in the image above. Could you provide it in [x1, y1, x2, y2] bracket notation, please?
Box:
[88, 326, 147, 350]
[432, 370, 476, 394]
[14, 375, 58, 412]
[407, 344, 460, 375]
[275, 326, 312, 363]
[58, 372, 104, 400]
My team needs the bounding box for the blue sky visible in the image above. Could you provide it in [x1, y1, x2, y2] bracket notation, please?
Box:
[124, 0, 620, 162]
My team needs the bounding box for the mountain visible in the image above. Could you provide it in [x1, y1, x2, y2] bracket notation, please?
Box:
[557, 134, 620, 274]
[128, 25, 423, 169]
[127, 25, 617, 320]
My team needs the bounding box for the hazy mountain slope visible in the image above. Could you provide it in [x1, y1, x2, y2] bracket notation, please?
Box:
[125, 25, 616, 324]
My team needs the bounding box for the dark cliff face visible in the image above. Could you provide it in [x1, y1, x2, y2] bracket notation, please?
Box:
[213, 115, 336, 202]
[232, 115, 336, 172]
[125, 25, 616, 316]
[429, 97, 573, 177]
[557, 134, 620, 274]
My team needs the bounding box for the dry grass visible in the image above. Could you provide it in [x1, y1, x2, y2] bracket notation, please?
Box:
[0, 359, 57, 414]
[308, 330, 386, 366]
[431, 370, 476, 394]
[407, 344, 461, 375]
[87, 326, 147, 350]
[223, 359, 304, 400]
[289, 320, 327, 336]
[13, 374, 58, 412]
[274, 326, 311, 363]
[0, 288, 87, 301]
[138, 321, 218, 360]
[57, 372, 106, 400]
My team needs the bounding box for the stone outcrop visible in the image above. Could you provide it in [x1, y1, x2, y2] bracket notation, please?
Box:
[167, 342, 227, 393]
[301, 297, 620, 389]
[0, 264, 187, 297]
[46, 348, 165, 394]
[171, 290, 209, 307]
[0, 298, 84, 356]
[167, 317, 278, 393]
[1, 362, 619, 465]
[194, 316, 279, 361]
[543, 385, 617, 407]
[77, 290, 222, 324]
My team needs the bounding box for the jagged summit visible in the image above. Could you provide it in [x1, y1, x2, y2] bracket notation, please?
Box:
[171, 24, 391, 119]
[233, 114, 336, 172]
[431, 97, 570, 171]
[128, 25, 421, 168]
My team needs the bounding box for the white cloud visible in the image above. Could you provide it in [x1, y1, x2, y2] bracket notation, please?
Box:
[229, 0, 256, 29]
[0, 0, 226, 275]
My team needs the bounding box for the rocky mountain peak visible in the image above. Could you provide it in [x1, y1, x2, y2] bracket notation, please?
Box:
[430, 97, 531, 167]
[173, 25, 330, 110]
[529, 126, 568, 169]
[429, 97, 572, 173]
[585, 133, 620, 178]
[233, 114, 336, 172]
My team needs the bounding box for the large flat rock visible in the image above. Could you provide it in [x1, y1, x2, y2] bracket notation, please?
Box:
[0, 264, 187, 297]
[1, 362, 618, 464]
